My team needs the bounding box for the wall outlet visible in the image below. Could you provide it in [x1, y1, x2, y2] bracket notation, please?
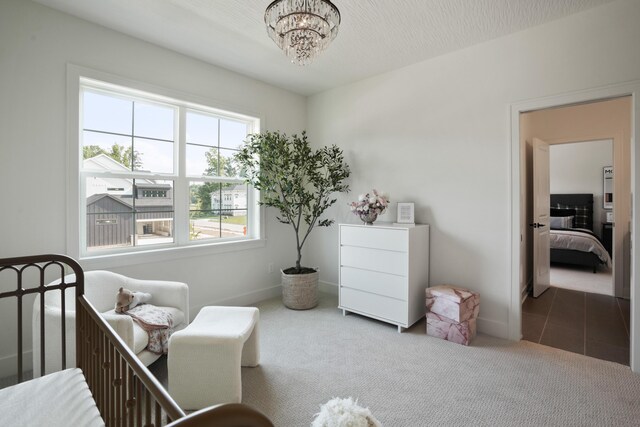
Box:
[268, 263, 274, 273]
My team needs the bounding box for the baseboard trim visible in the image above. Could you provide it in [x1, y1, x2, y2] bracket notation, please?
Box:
[0, 350, 32, 380]
[477, 317, 509, 339]
[187, 282, 508, 340]
[0, 285, 508, 380]
[319, 280, 338, 295]
[522, 277, 532, 303]
[190, 281, 339, 317]
[320, 281, 508, 338]
[320, 281, 508, 339]
[189, 285, 282, 320]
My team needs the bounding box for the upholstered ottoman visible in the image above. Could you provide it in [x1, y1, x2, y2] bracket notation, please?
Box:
[168, 306, 260, 410]
[426, 285, 479, 345]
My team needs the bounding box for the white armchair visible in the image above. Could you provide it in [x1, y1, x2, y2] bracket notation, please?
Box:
[33, 270, 189, 377]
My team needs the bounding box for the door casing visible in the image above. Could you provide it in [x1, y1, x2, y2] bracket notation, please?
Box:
[510, 81, 640, 373]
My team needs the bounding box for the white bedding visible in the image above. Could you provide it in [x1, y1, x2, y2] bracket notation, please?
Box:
[0, 368, 104, 427]
[550, 229, 612, 267]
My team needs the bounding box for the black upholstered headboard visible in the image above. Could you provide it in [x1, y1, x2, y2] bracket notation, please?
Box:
[550, 193, 594, 231]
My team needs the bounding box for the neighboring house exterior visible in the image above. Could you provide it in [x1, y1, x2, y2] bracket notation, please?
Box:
[210, 185, 246, 216]
[84, 154, 153, 197]
[84, 155, 173, 249]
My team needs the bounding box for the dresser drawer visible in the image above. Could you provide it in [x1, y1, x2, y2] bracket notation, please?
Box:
[340, 246, 407, 276]
[340, 225, 407, 252]
[340, 266, 406, 300]
[340, 287, 406, 324]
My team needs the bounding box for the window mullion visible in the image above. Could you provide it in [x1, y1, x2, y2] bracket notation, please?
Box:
[78, 170, 174, 181]
[175, 106, 189, 245]
[79, 173, 88, 257]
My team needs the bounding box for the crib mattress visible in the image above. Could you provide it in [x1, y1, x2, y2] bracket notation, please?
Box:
[0, 368, 104, 427]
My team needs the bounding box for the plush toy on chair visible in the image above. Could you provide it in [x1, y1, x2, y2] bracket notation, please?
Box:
[115, 287, 152, 313]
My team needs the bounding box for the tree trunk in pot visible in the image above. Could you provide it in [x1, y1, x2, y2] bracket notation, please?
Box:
[281, 269, 319, 310]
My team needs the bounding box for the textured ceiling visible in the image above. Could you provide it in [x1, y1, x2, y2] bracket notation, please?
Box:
[33, 0, 615, 95]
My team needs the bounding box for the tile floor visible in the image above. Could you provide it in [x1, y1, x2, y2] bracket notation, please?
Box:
[522, 287, 630, 365]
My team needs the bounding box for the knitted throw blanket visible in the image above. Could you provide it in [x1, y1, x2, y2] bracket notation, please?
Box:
[125, 304, 174, 354]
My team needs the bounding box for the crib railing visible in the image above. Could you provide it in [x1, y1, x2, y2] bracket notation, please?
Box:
[0, 254, 185, 426]
[0, 254, 273, 427]
[77, 294, 185, 425]
[0, 254, 84, 383]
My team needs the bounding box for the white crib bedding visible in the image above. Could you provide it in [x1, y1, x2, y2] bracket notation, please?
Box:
[0, 368, 104, 427]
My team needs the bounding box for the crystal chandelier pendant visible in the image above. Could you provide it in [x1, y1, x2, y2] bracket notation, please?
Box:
[265, 0, 340, 66]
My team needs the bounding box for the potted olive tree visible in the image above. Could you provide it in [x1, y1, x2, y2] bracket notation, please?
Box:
[235, 131, 350, 309]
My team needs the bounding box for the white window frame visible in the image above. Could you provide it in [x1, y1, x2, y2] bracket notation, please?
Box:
[67, 65, 265, 269]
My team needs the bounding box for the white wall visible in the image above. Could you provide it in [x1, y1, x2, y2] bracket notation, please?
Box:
[2, 0, 639, 376]
[307, 0, 640, 338]
[550, 140, 613, 237]
[0, 0, 305, 376]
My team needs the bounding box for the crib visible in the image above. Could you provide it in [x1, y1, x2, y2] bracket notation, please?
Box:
[0, 254, 272, 427]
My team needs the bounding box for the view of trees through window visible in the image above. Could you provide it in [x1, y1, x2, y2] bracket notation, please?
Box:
[191, 147, 239, 213]
[80, 85, 255, 253]
[83, 144, 142, 170]
[185, 110, 249, 241]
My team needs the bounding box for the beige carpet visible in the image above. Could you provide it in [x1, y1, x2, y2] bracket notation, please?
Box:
[151, 293, 640, 426]
[551, 265, 613, 296]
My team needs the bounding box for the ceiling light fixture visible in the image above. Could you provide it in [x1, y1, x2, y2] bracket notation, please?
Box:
[265, 0, 341, 66]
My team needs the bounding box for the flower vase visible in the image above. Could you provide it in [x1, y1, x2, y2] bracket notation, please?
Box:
[359, 211, 378, 225]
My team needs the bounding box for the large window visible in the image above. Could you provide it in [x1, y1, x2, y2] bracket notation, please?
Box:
[79, 79, 259, 257]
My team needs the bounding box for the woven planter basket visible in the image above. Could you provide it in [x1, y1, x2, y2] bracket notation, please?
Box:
[281, 269, 319, 310]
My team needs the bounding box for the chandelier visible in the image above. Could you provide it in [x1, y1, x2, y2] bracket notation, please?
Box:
[265, 0, 341, 66]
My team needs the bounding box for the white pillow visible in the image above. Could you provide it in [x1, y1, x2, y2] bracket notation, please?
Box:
[550, 216, 573, 229]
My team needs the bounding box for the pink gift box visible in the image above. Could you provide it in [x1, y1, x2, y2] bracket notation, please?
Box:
[426, 312, 476, 346]
[425, 285, 480, 323]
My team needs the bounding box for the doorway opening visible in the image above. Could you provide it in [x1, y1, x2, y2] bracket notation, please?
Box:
[522, 138, 629, 364]
[549, 140, 613, 296]
[517, 96, 632, 365]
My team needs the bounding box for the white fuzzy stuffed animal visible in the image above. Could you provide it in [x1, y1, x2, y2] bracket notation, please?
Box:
[312, 397, 382, 427]
[115, 287, 152, 313]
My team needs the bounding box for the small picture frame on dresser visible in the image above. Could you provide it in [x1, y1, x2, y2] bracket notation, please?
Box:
[396, 202, 415, 224]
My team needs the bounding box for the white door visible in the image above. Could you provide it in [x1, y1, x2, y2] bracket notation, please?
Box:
[533, 138, 551, 298]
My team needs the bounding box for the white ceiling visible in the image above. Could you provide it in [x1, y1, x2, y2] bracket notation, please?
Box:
[34, 0, 615, 95]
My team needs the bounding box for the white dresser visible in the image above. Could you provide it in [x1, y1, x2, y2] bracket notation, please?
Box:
[338, 223, 430, 332]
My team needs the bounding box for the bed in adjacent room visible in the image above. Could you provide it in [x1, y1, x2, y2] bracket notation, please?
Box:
[549, 193, 611, 273]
